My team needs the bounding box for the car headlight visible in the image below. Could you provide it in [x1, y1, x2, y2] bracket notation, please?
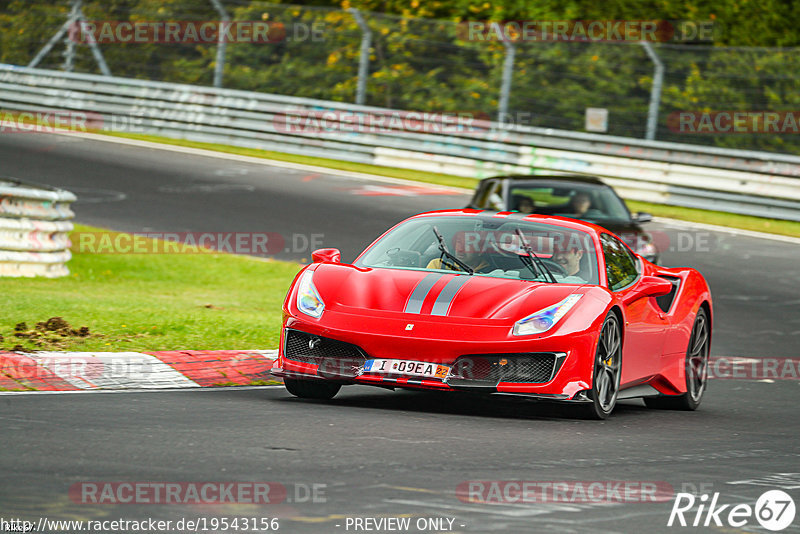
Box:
[512, 294, 583, 336]
[296, 270, 325, 318]
[636, 240, 658, 259]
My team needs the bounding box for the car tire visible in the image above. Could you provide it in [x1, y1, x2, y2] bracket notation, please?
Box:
[644, 308, 709, 411]
[578, 312, 622, 420]
[284, 378, 341, 400]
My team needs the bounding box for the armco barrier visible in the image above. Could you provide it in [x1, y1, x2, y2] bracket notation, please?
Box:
[0, 178, 75, 277]
[2, 64, 800, 221]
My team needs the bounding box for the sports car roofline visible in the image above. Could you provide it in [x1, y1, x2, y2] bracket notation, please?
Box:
[468, 175, 638, 223]
[476, 174, 608, 186]
[405, 209, 612, 234]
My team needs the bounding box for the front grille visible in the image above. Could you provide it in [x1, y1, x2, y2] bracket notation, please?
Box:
[450, 353, 560, 384]
[283, 329, 367, 378]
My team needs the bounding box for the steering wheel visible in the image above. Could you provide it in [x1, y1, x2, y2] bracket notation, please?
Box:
[386, 247, 421, 267]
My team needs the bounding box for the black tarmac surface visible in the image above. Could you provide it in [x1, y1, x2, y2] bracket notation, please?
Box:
[1, 134, 798, 533]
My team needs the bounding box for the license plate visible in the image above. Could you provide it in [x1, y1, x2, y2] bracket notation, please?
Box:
[363, 359, 450, 379]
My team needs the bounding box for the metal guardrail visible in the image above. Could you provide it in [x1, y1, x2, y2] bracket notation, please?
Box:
[2, 64, 800, 221]
[0, 178, 75, 277]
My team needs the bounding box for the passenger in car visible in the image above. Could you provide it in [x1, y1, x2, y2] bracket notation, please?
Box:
[553, 245, 587, 282]
[513, 195, 535, 214]
[566, 192, 592, 217]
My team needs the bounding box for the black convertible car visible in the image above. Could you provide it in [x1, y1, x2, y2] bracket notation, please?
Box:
[467, 175, 659, 262]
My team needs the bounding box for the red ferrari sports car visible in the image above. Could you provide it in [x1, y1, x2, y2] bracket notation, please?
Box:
[271, 210, 712, 419]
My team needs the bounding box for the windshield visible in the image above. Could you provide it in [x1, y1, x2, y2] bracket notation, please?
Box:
[509, 182, 631, 222]
[356, 216, 599, 284]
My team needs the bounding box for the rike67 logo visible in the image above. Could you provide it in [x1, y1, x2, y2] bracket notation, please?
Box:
[668, 490, 796, 531]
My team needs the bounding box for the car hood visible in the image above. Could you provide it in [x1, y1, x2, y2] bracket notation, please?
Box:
[585, 219, 647, 240]
[581, 219, 640, 235]
[311, 264, 583, 320]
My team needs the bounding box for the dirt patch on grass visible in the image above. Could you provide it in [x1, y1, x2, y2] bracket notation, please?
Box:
[5, 317, 93, 351]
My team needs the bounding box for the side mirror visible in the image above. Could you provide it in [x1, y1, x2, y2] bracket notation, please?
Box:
[623, 276, 673, 304]
[311, 248, 341, 263]
[634, 212, 653, 223]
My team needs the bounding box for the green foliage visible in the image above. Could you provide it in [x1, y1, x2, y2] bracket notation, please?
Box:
[1, 1, 799, 153]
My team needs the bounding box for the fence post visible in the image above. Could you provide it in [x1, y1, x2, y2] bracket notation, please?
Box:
[497, 31, 516, 124]
[29, 0, 111, 75]
[62, 0, 80, 72]
[641, 41, 664, 141]
[81, 13, 112, 76]
[349, 8, 372, 106]
[29, 0, 79, 70]
[209, 0, 230, 88]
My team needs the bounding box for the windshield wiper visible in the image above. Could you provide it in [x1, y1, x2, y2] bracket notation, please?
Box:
[432, 226, 473, 274]
[515, 228, 557, 283]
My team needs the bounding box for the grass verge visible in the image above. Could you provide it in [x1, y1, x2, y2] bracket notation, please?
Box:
[626, 200, 800, 237]
[107, 131, 800, 238]
[0, 225, 300, 352]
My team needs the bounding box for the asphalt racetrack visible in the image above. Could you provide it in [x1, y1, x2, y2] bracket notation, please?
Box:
[1, 133, 799, 533]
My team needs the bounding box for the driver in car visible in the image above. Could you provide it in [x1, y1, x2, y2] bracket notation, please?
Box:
[426, 233, 492, 273]
[566, 192, 592, 217]
[513, 195, 536, 214]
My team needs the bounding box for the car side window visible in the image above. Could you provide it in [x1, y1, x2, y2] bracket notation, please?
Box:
[601, 233, 639, 291]
[470, 180, 493, 209]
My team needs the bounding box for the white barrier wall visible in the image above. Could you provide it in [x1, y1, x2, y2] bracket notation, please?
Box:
[0, 180, 75, 277]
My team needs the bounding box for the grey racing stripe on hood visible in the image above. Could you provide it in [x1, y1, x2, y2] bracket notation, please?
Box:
[404, 273, 443, 314]
[431, 275, 471, 316]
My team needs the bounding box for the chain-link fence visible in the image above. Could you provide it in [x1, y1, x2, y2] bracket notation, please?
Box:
[2, 0, 799, 154]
